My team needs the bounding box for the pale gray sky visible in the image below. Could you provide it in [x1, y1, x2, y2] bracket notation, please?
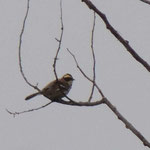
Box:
[1, 0, 150, 150]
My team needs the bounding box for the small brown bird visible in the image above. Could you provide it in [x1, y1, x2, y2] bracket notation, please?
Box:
[25, 73, 74, 101]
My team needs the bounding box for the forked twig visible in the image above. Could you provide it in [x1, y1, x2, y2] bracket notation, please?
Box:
[6, 101, 53, 117]
[67, 48, 150, 148]
[52, 1, 77, 103]
[53, 0, 64, 80]
[6, 0, 51, 115]
[67, 48, 104, 98]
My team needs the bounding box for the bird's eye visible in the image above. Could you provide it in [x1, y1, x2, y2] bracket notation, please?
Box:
[64, 77, 72, 81]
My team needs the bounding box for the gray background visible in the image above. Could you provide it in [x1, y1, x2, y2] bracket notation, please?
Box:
[1, 0, 150, 149]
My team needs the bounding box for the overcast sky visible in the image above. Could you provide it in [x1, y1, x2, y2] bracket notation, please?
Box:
[1, 0, 150, 150]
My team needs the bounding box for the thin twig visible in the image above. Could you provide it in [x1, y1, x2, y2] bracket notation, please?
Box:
[18, 0, 40, 92]
[6, 101, 53, 117]
[52, 1, 76, 103]
[88, 12, 96, 102]
[18, 0, 40, 91]
[53, 0, 64, 80]
[67, 48, 104, 98]
[140, 0, 150, 5]
[81, 0, 150, 72]
[6, 0, 51, 116]
[103, 98, 150, 148]
[10, 0, 150, 148]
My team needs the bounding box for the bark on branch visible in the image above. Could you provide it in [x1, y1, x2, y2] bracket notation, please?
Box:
[6, 0, 150, 149]
[81, 0, 150, 72]
[140, 0, 150, 5]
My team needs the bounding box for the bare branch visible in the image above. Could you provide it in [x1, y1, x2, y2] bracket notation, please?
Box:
[103, 98, 150, 148]
[7, 0, 75, 117]
[55, 98, 105, 106]
[6, 101, 53, 117]
[7, 90, 150, 148]
[56, 97, 150, 148]
[67, 48, 150, 147]
[18, 0, 40, 91]
[88, 12, 96, 102]
[53, 0, 64, 81]
[8, 0, 52, 116]
[67, 48, 104, 98]
[52, 1, 76, 103]
[81, 0, 150, 72]
[14, 1, 150, 148]
[140, 0, 150, 5]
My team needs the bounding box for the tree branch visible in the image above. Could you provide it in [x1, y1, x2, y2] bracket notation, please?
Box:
[53, 0, 64, 81]
[18, 0, 40, 91]
[103, 98, 150, 148]
[88, 12, 96, 102]
[67, 48, 150, 148]
[8, 0, 150, 148]
[67, 48, 104, 98]
[56, 97, 150, 148]
[81, 0, 150, 72]
[6, 101, 53, 117]
[54, 98, 105, 106]
[140, 0, 150, 5]
[52, 1, 76, 103]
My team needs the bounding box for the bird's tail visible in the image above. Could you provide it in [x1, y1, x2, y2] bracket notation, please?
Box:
[25, 92, 40, 100]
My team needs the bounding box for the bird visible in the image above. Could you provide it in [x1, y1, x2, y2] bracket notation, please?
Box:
[25, 73, 74, 101]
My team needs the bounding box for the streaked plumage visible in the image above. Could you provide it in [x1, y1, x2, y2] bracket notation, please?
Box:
[25, 73, 74, 101]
